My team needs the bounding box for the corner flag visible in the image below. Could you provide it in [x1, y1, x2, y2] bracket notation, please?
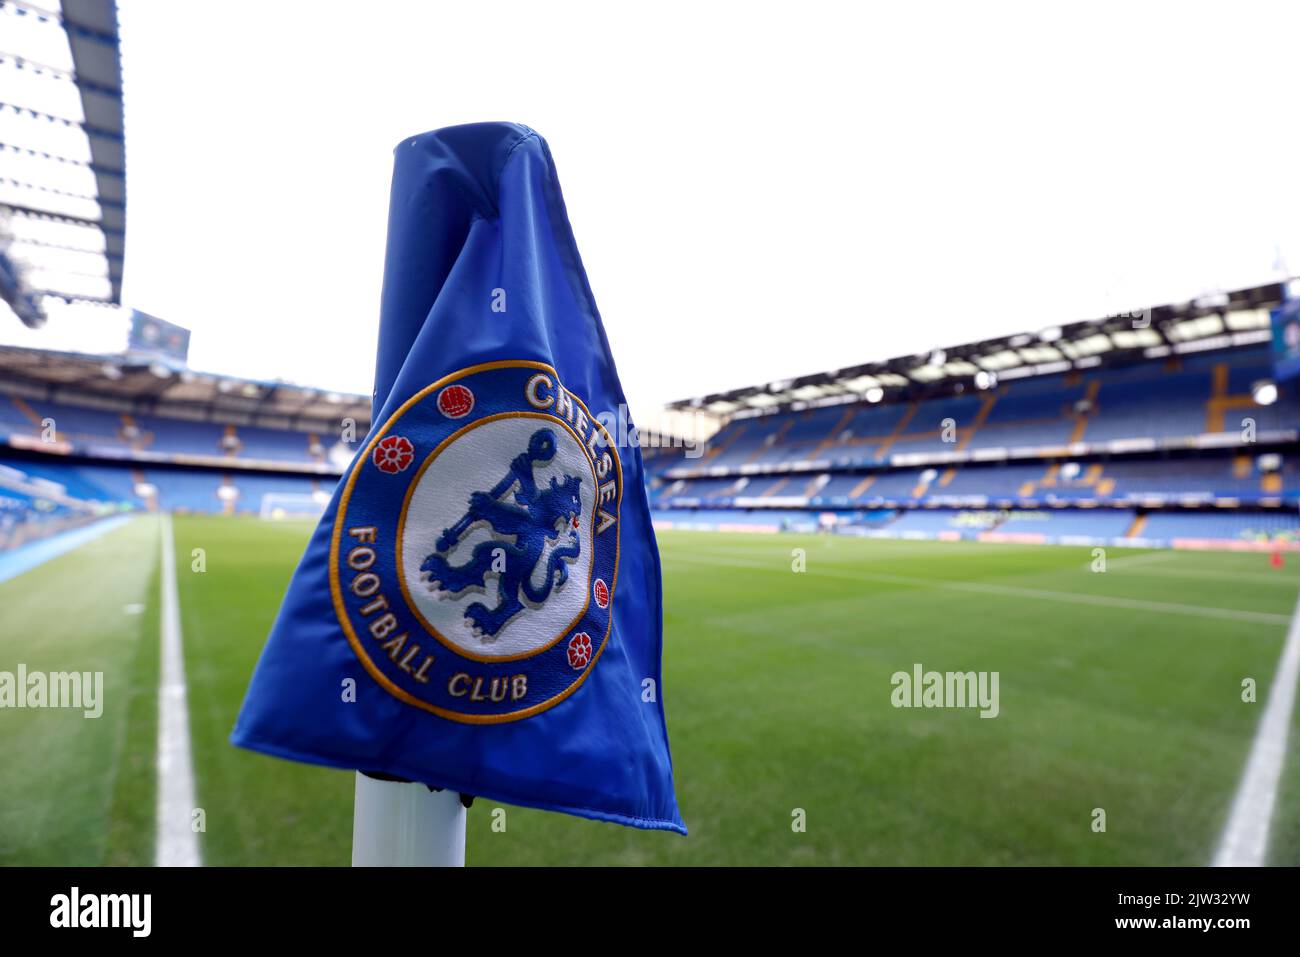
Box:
[232, 122, 685, 834]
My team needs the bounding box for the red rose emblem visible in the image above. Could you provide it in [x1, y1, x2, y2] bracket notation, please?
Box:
[437, 384, 474, 418]
[373, 435, 414, 474]
[592, 578, 609, 609]
[567, 632, 593, 670]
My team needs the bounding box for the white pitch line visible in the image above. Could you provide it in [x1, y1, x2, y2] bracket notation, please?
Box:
[1213, 587, 1300, 866]
[156, 512, 201, 867]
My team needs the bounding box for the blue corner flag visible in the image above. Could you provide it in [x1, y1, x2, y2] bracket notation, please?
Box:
[232, 122, 685, 834]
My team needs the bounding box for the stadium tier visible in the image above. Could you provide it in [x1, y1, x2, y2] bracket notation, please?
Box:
[0, 343, 370, 473]
[655, 453, 1294, 507]
[0, 476, 97, 552]
[667, 346, 1294, 475]
[0, 342, 368, 549]
[0, 453, 331, 521]
[654, 506, 1300, 548]
[1, 396, 335, 466]
[652, 507, 897, 533]
[648, 340, 1300, 549]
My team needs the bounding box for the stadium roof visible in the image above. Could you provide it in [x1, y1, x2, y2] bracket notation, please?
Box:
[0, 343, 372, 427]
[0, 0, 126, 328]
[670, 281, 1291, 417]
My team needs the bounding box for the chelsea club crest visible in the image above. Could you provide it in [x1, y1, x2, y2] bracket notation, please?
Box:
[329, 360, 621, 723]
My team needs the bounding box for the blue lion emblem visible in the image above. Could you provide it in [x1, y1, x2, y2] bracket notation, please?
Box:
[420, 428, 583, 639]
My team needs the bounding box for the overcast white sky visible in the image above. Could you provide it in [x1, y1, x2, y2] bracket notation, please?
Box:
[5, 0, 1300, 416]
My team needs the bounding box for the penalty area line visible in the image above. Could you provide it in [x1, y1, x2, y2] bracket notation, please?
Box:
[156, 512, 202, 867]
[1213, 586, 1300, 866]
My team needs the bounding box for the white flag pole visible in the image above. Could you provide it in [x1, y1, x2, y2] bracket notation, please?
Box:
[351, 773, 467, 866]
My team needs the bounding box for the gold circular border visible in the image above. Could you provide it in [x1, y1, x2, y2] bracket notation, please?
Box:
[329, 359, 623, 724]
[395, 410, 597, 663]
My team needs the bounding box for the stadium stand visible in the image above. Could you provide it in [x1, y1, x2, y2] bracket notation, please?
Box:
[655, 451, 1299, 509]
[673, 345, 1298, 474]
[652, 508, 896, 533]
[5, 400, 332, 465]
[884, 509, 991, 536]
[1139, 510, 1300, 544]
[0, 453, 330, 517]
[990, 509, 1137, 540]
[130, 414, 227, 457]
[647, 282, 1300, 550]
[0, 343, 367, 550]
[0, 457, 110, 551]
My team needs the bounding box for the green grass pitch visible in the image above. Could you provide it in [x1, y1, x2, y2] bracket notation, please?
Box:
[3, 514, 1299, 865]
